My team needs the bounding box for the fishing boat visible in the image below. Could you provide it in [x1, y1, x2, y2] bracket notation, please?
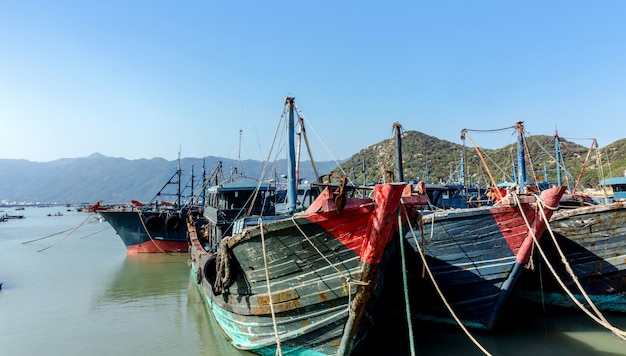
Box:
[188, 99, 428, 355]
[98, 205, 190, 253]
[97, 160, 215, 254]
[516, 175, 626, 313]
[404, 122, 566, 330]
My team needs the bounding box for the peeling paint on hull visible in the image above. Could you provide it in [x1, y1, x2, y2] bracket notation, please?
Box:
[518, 201, 626, 312]
[188, 183, 427, 355]
[405, 186, 565, 330]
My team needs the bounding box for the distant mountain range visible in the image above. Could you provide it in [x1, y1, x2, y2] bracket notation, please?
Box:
[0, 153, 339, 205]
[1, 130, 625, 205]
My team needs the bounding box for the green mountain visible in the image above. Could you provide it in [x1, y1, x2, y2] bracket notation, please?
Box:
[339, 130, 624, 190]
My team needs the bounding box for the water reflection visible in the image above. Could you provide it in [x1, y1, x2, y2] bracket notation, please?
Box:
[95, 253, 190, 305]
[186, 274, 253, 355]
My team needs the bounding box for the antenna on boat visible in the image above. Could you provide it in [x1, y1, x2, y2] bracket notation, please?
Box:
[238, 100, 245, 174]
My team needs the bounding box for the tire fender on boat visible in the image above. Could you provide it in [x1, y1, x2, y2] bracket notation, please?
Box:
[165, 215, 182, 230]
[196, 267, 203, 284]
[145, 215, 163, 231]
[203, 255, 217, 286]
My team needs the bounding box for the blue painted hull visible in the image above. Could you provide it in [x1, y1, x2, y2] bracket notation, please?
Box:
[99, 209, 189, 253]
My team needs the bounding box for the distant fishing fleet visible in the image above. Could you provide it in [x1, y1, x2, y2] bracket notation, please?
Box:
[27, 97, 624, 354]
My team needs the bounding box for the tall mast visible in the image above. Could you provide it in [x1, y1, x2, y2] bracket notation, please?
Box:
[295, 118, 302, 186]
[361, 151, 366, 185]
[394, 122, 404, 182]
[554, 129, 563, 186]
[515, 121, 527, 190]
[177, 150, 182, 207]
[202, 158, 207, 207]
[285, 97, 297, 214]
[460, 151, 466, 185]
[190, 164, 195, 204]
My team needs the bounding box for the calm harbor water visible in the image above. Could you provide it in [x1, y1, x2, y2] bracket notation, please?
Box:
[1, 207, 625, 355]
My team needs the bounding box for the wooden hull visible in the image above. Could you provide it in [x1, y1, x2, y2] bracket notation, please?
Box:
[517, 201, 626, 312]
[188, 183, 421, 355]
[99, 209, 189, 253]
[405, 186, 565, 329]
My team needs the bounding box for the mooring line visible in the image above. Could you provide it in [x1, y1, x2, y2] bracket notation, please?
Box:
[258, 217, 283, 356]
[514, 193, 626, 340]
[21, 227, 76, 244]
[78, 226, 112, 239]
[403, 207, 493, 356]
[37, 214, 94, 252]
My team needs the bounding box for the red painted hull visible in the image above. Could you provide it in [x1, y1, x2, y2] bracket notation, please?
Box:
[126, 240, 188, 254]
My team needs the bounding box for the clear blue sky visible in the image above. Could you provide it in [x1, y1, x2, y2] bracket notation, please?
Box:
[1, 1, 625, 163]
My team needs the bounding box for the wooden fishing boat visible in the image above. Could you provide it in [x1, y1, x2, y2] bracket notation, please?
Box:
[406, 186, 565, 329]
[404, 122, 566, 330]
[188, 99, 428, 354]
[516, 182, 626, 313]
[189, 181, 427, 354]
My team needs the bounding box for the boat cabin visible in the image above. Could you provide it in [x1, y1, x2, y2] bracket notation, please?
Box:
[274, 183, 321, 214]
[423, 183, 490, 209]
[204, 177, 278, 241]
[600, 176, 626, 202]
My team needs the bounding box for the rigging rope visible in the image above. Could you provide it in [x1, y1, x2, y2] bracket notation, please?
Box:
[398, 204, 416, 356]
[37, 214, 94, 252]
[136, 209, 170, 254]
[462, 131, 503, 202]
[512, 193, 626, 340]
[292, 101, 355, 186]
[289, 215, 364, 287]
[78, 226, 112, 239]
[462, 125, 516, 133]
[258, 217, 283, 356]
[289, 213, 368, 322]
[402, 207, 493, 356]
[22, 226, 78, 244]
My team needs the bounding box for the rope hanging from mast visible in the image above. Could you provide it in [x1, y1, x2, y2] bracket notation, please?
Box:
[461, 129, 504, 202]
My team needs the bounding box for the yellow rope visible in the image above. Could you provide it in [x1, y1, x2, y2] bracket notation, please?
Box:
[37, 214, 94, 252]
[258, 217, 283, 356]
[398, 203, 416, 356]
[462, 131, 503, 202]
[136, 209, 170, 254]
[403, 208, 493, 356]
[513, 193, 626, 340]
[289, 215, 368, 318]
